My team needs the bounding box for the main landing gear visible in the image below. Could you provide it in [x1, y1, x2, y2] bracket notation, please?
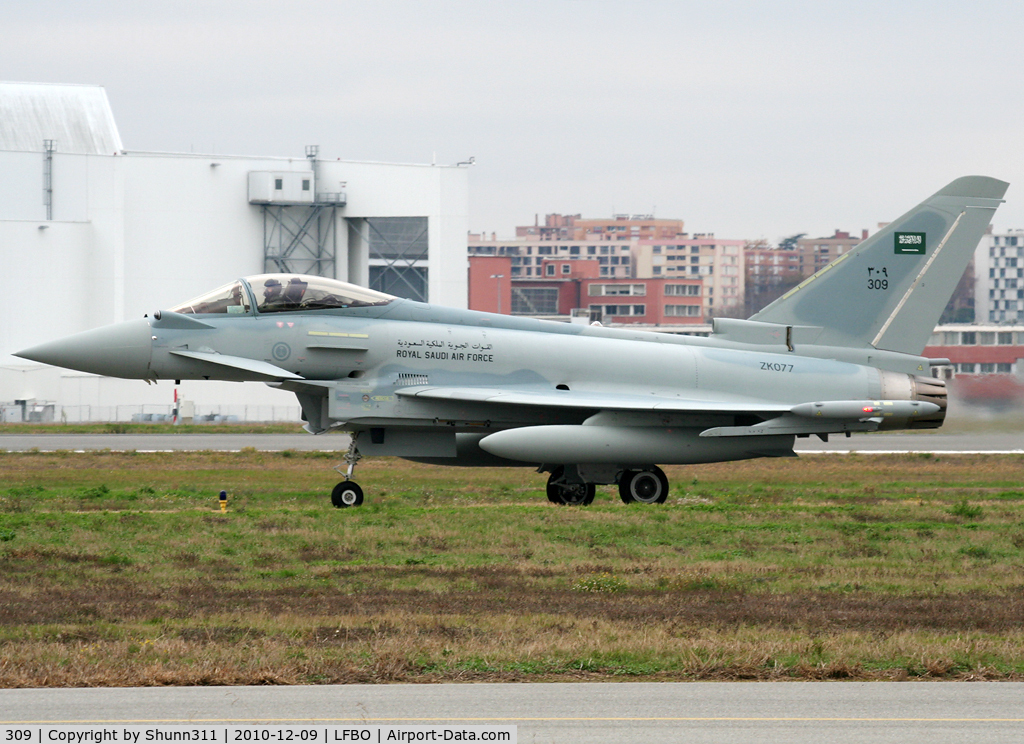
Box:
[546, 466, 596, 506]
[331, 436, 364, 508]
[618, 467, 669, 504]
[544, 465, 670, 506]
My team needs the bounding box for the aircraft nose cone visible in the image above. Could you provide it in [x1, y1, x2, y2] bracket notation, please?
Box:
[14, 318, 153, 378]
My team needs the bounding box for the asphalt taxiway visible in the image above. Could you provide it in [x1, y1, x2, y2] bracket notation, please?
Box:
[2, 682, 1023, 744]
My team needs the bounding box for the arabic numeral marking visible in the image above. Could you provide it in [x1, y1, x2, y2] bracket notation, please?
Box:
[868, 279, 888, 290]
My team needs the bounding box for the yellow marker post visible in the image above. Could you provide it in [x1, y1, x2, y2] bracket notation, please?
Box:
[219, 490, 227, 513]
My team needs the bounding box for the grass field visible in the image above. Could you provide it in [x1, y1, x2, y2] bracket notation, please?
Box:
[1, 449, 1023, 686]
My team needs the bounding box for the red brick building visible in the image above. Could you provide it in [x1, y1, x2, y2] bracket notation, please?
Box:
[467, 256, 512, 315]
[922, 324, 1024, 406]
[469, 256, 704, 325]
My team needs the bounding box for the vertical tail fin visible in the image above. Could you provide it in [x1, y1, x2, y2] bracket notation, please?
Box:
[750, 176, 1008, 354]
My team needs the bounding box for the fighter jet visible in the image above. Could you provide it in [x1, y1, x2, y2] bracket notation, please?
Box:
[16, 176, 1007, 507]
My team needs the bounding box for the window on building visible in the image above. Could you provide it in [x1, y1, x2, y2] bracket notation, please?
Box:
[561, 264, 571, 275]
[665, 284, 701, 296]
[978, 332, 996, 345]
[588, 284, 646, 297]
[653, 266, 661, 275]
[997, 363, 1013, 373]
[511, 287, 559, 315]
[366, 217, 430, 300]
[570, 246, 580, 255]
[592, 304, 646, 316]
[301, 179, 310, 191]
[959, 363, 976, 373]
[369, 265, 426, 301]
[960, 332, 976, 345]
[664, 304, 702, 316]
[546, 264, 554, 276]
[980, 363, 995, 374]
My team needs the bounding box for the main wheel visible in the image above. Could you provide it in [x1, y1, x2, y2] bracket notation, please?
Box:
[619, 467, 669, 504]
[546, 467, 596, 506]
[331, 481, 364, 508]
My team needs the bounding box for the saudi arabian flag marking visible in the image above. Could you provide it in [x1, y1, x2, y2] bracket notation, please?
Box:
[895, 232, 926, 255]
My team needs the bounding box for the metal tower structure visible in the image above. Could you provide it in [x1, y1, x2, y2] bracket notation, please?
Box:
[260, 145, 346, 277]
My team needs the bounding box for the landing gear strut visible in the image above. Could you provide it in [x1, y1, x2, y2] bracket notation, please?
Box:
[331, 435, 364, 508]
[545, 466, 596, 506]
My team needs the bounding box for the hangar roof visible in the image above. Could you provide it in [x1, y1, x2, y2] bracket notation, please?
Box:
[0, 82, 123, 155]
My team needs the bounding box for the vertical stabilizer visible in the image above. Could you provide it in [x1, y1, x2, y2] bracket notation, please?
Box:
[751, 176, 1008, 354]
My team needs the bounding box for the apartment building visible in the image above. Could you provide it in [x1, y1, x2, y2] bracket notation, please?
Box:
[974, 229, 1024, 323]
[632, 236, 745, 316]
[468, 235, 634, 279]
[795, 230, 867, 277]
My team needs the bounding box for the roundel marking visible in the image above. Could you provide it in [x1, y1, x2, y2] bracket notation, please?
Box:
[271, 342, 291, 362]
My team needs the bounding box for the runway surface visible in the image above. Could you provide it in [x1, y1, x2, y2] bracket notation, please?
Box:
[2, 682, 1023, 743]
[0, 430, 1020, 453]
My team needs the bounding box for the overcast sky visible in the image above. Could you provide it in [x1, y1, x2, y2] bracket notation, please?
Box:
[6, 0, 1024, 241]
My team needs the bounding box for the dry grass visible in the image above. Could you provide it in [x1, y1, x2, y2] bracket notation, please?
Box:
[3, 612, 1022, 686]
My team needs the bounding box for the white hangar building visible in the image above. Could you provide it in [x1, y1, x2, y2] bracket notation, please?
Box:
[0, 82, 470, 422]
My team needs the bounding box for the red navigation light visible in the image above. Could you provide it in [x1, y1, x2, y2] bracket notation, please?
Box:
[862, 406, 875, 413]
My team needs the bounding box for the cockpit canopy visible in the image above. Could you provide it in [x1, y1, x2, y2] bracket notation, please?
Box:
[169, 274, 395, 315]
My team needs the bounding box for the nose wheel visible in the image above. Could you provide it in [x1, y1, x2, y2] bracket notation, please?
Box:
[331, 434, 365, 508]
[331, 480, 364, 508]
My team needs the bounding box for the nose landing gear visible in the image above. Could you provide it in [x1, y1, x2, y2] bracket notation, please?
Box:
[331, 435, 364, 508]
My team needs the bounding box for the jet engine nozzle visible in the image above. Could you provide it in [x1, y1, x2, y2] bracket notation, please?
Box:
[876, 370, 947, 430]
[907, 375, 947, 430]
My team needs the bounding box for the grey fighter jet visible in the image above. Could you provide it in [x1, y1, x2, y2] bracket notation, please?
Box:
[16, 176, 1008, 507]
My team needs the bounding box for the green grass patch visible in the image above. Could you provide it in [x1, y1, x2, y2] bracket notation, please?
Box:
[2, 451, 1024, 685]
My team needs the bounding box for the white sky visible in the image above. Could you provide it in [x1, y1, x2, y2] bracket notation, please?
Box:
[6, 0, 1024, 241]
